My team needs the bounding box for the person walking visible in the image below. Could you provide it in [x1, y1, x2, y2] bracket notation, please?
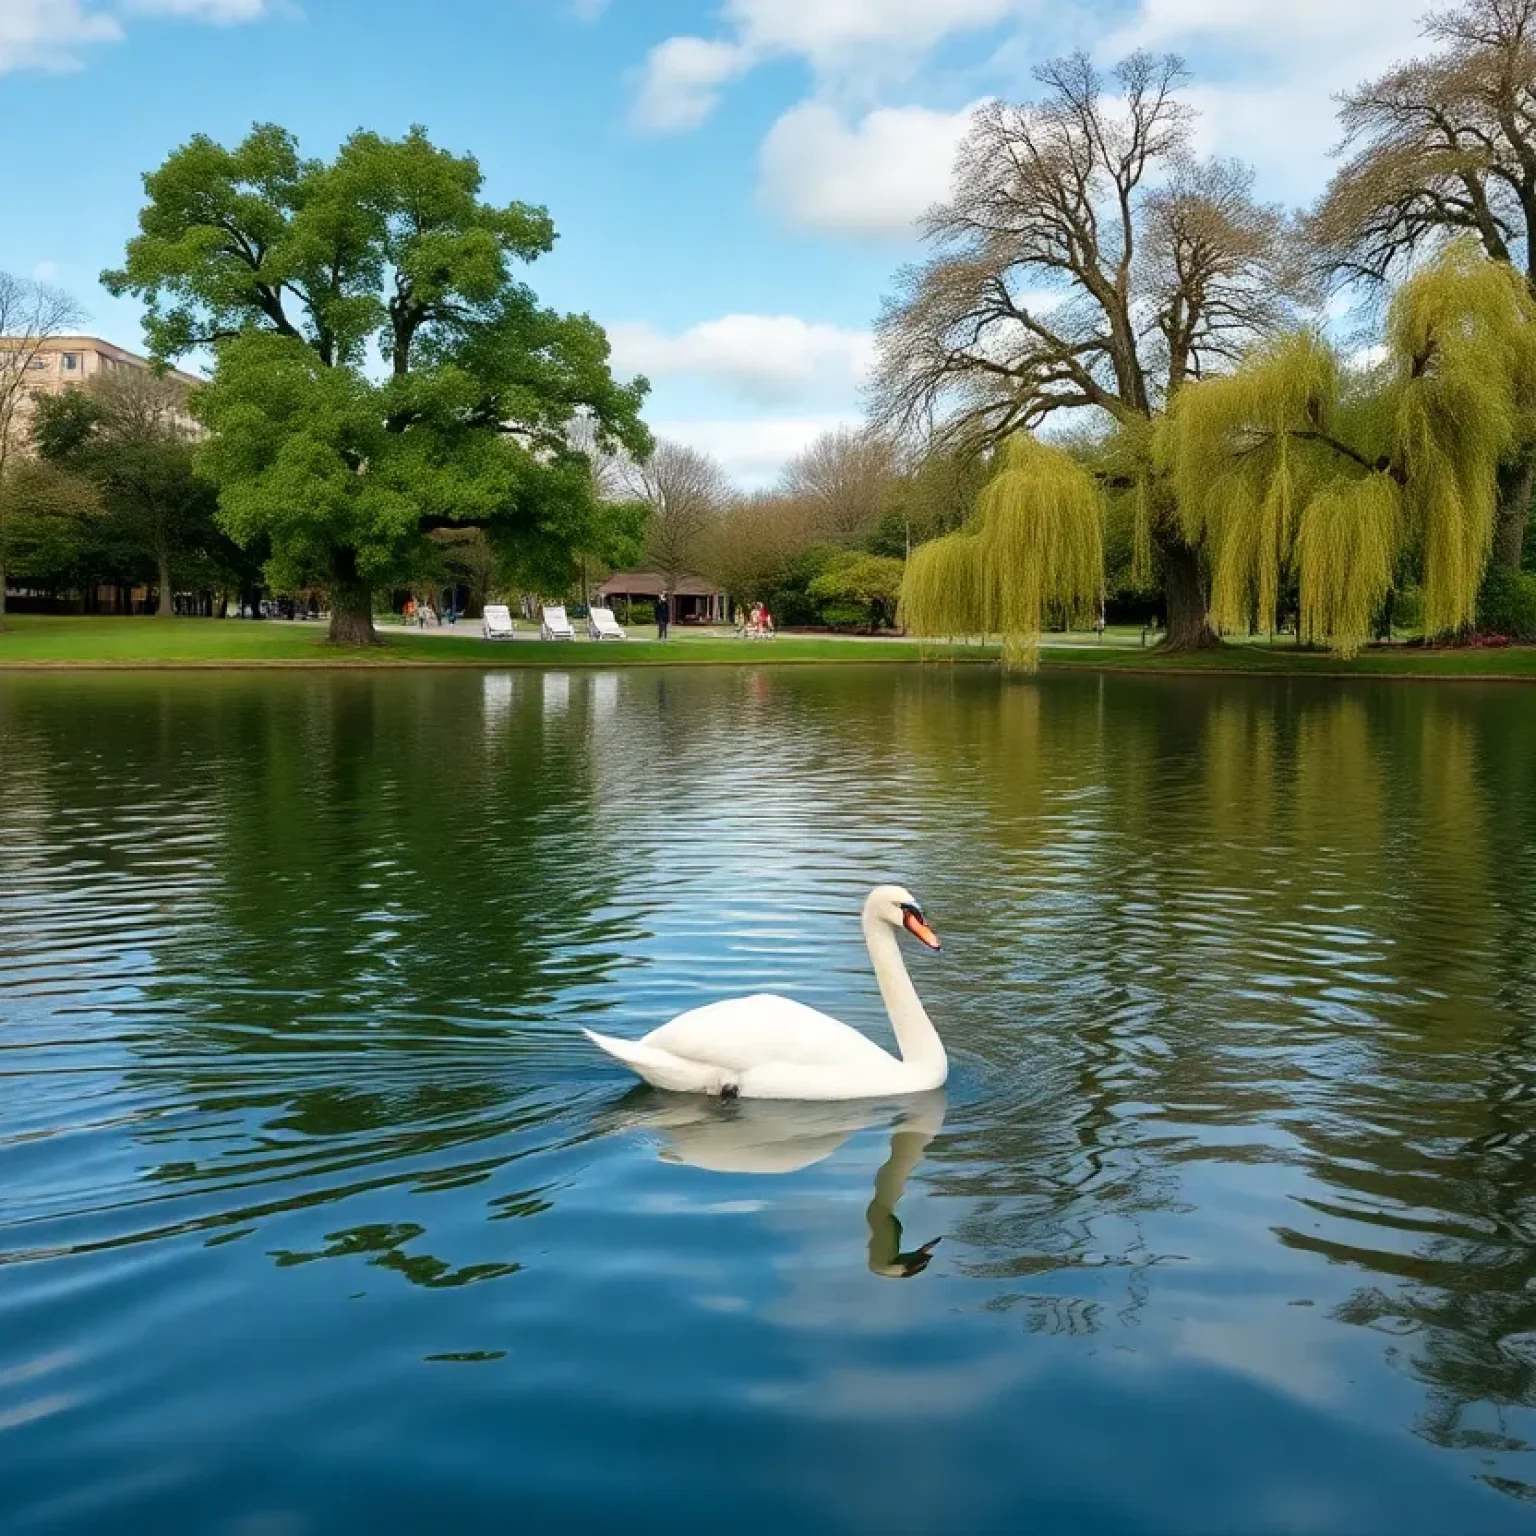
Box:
[656, 592, 671, 642]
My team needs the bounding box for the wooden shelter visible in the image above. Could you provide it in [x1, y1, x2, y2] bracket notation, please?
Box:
[594, 570, 727, 624]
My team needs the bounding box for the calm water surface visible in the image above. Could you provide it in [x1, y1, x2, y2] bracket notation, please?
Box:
[2, 666, 1535, 1534]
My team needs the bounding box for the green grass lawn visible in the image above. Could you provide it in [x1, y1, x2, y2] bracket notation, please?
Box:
[2, 613, 1534, 678]
[0, 615, 993, 666]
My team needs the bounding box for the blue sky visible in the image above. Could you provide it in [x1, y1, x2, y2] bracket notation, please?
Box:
[0, 0, 1429, 483]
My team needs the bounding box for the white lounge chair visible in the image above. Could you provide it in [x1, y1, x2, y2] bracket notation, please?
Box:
[541, 604, 576, 641]
[588, 606, 627, 642]
[482, 604, 516, 641]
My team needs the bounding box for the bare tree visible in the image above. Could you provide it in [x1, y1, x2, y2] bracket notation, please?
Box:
[699, 491, 819, 608]
[623, 440, 733, 596]
[892, 442, 992, 550]
[0, 274, 86, 628]
[870, 52, 1293, 649]
[1310, 0, 1536, 566]
[568, 407, 630, 502]
[780, 427, 901, 545]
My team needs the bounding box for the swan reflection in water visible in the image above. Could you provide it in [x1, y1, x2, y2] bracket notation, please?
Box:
[606, 1091, 946, 1279]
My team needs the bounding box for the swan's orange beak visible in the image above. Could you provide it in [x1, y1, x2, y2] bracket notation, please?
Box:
[902, 907, 941, 951]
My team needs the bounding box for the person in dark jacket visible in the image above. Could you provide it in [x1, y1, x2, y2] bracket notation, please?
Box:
[656, 592, 671, 641]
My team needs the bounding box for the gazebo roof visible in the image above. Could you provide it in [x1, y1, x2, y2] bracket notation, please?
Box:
[595, 570, 722, 598]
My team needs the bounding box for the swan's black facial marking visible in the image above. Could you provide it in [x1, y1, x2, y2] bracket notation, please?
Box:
[899, 902, 941, 951]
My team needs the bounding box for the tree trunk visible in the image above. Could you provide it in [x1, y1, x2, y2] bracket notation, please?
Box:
[1157, 531, 1219, 651]
[156, 548, 174, 618]
[1493, 452, 1534, 572]
[327, 555, 379, 646]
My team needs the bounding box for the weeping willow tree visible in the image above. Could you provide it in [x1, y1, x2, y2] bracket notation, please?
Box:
[900, 435, 1104, 667]
[1160, 243, 1536, 656]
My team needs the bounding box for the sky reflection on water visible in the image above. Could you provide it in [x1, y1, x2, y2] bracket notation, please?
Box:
[1, 666, 1534, 1533]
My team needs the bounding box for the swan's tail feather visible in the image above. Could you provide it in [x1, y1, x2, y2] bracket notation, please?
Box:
[583, 1028, 717, 1094]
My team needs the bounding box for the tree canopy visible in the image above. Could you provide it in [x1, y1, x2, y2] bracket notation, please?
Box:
[0, 271, 85, 628]
[1310, 0, 1536, 567]
[871, 51, 1293, 648]
[105, 123, 651, 642]
[901, 435, 1104, 665]
[1161, 243, 1536, 654]
[33, 370, 225, 617]
[622, 440, 731, 592]
[807, 551, 906, 632]
[780, 428, 900, 547]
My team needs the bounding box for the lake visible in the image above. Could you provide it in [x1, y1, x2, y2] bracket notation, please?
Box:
[2, 665, 1534, 1534]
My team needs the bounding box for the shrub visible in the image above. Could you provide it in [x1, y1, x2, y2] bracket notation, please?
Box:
[1476, 567, 1536, 639]
[807, 550, 906, 631]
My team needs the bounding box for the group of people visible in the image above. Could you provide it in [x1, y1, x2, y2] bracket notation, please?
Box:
[741, 601, 774, 638]
[403, 597, 458, 628]
[651, 594, 771, 640]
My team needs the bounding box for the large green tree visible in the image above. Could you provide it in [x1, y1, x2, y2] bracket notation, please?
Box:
[105, 124, 651, 643]
[0, 458, 101, 593]
[32, 371, 222, 617]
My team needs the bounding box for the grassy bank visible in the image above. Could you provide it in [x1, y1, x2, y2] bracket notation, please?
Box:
[1, 615, 1534, 679]
[0, 615, 994, 667]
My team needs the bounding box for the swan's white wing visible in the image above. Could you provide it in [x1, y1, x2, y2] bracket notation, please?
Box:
[641, 994, 897, 1074]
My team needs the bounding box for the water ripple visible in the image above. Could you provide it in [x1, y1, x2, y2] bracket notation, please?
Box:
[2, 668, 1535, 1532]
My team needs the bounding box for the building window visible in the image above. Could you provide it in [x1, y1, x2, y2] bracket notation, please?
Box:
[62, 353, 78, 371]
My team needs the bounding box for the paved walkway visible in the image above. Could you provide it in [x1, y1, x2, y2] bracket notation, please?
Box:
[378, 619, 1155, 650]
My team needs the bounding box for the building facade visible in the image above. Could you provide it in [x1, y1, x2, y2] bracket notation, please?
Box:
[0, 335, 204, 449]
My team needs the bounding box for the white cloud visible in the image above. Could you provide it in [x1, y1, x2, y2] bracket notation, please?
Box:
[0, 1, 120, 72]
[1183, 82, 1345, 201]
[651, 413, 861, 485]
[735, 0, 1430, 234]
[0, 0, 267, 73]
[1151, 0, 1424, 202]
[635, 0, 1022, 133]
[609, 314, 874, 405]
[124, 0, 266, 18]
[633, 36, 751, 131]
[727, 0, 1018, 73]
[759, 100, 980, 239]
[1109, 0, 1416, 59]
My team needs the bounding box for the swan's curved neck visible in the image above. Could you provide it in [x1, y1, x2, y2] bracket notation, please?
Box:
[863, 914, 946, 1080]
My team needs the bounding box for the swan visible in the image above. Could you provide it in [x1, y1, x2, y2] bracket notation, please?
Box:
[583, 885, 946, 1101]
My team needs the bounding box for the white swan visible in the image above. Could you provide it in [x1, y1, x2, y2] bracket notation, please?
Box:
[583, 885, 946, 1101]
